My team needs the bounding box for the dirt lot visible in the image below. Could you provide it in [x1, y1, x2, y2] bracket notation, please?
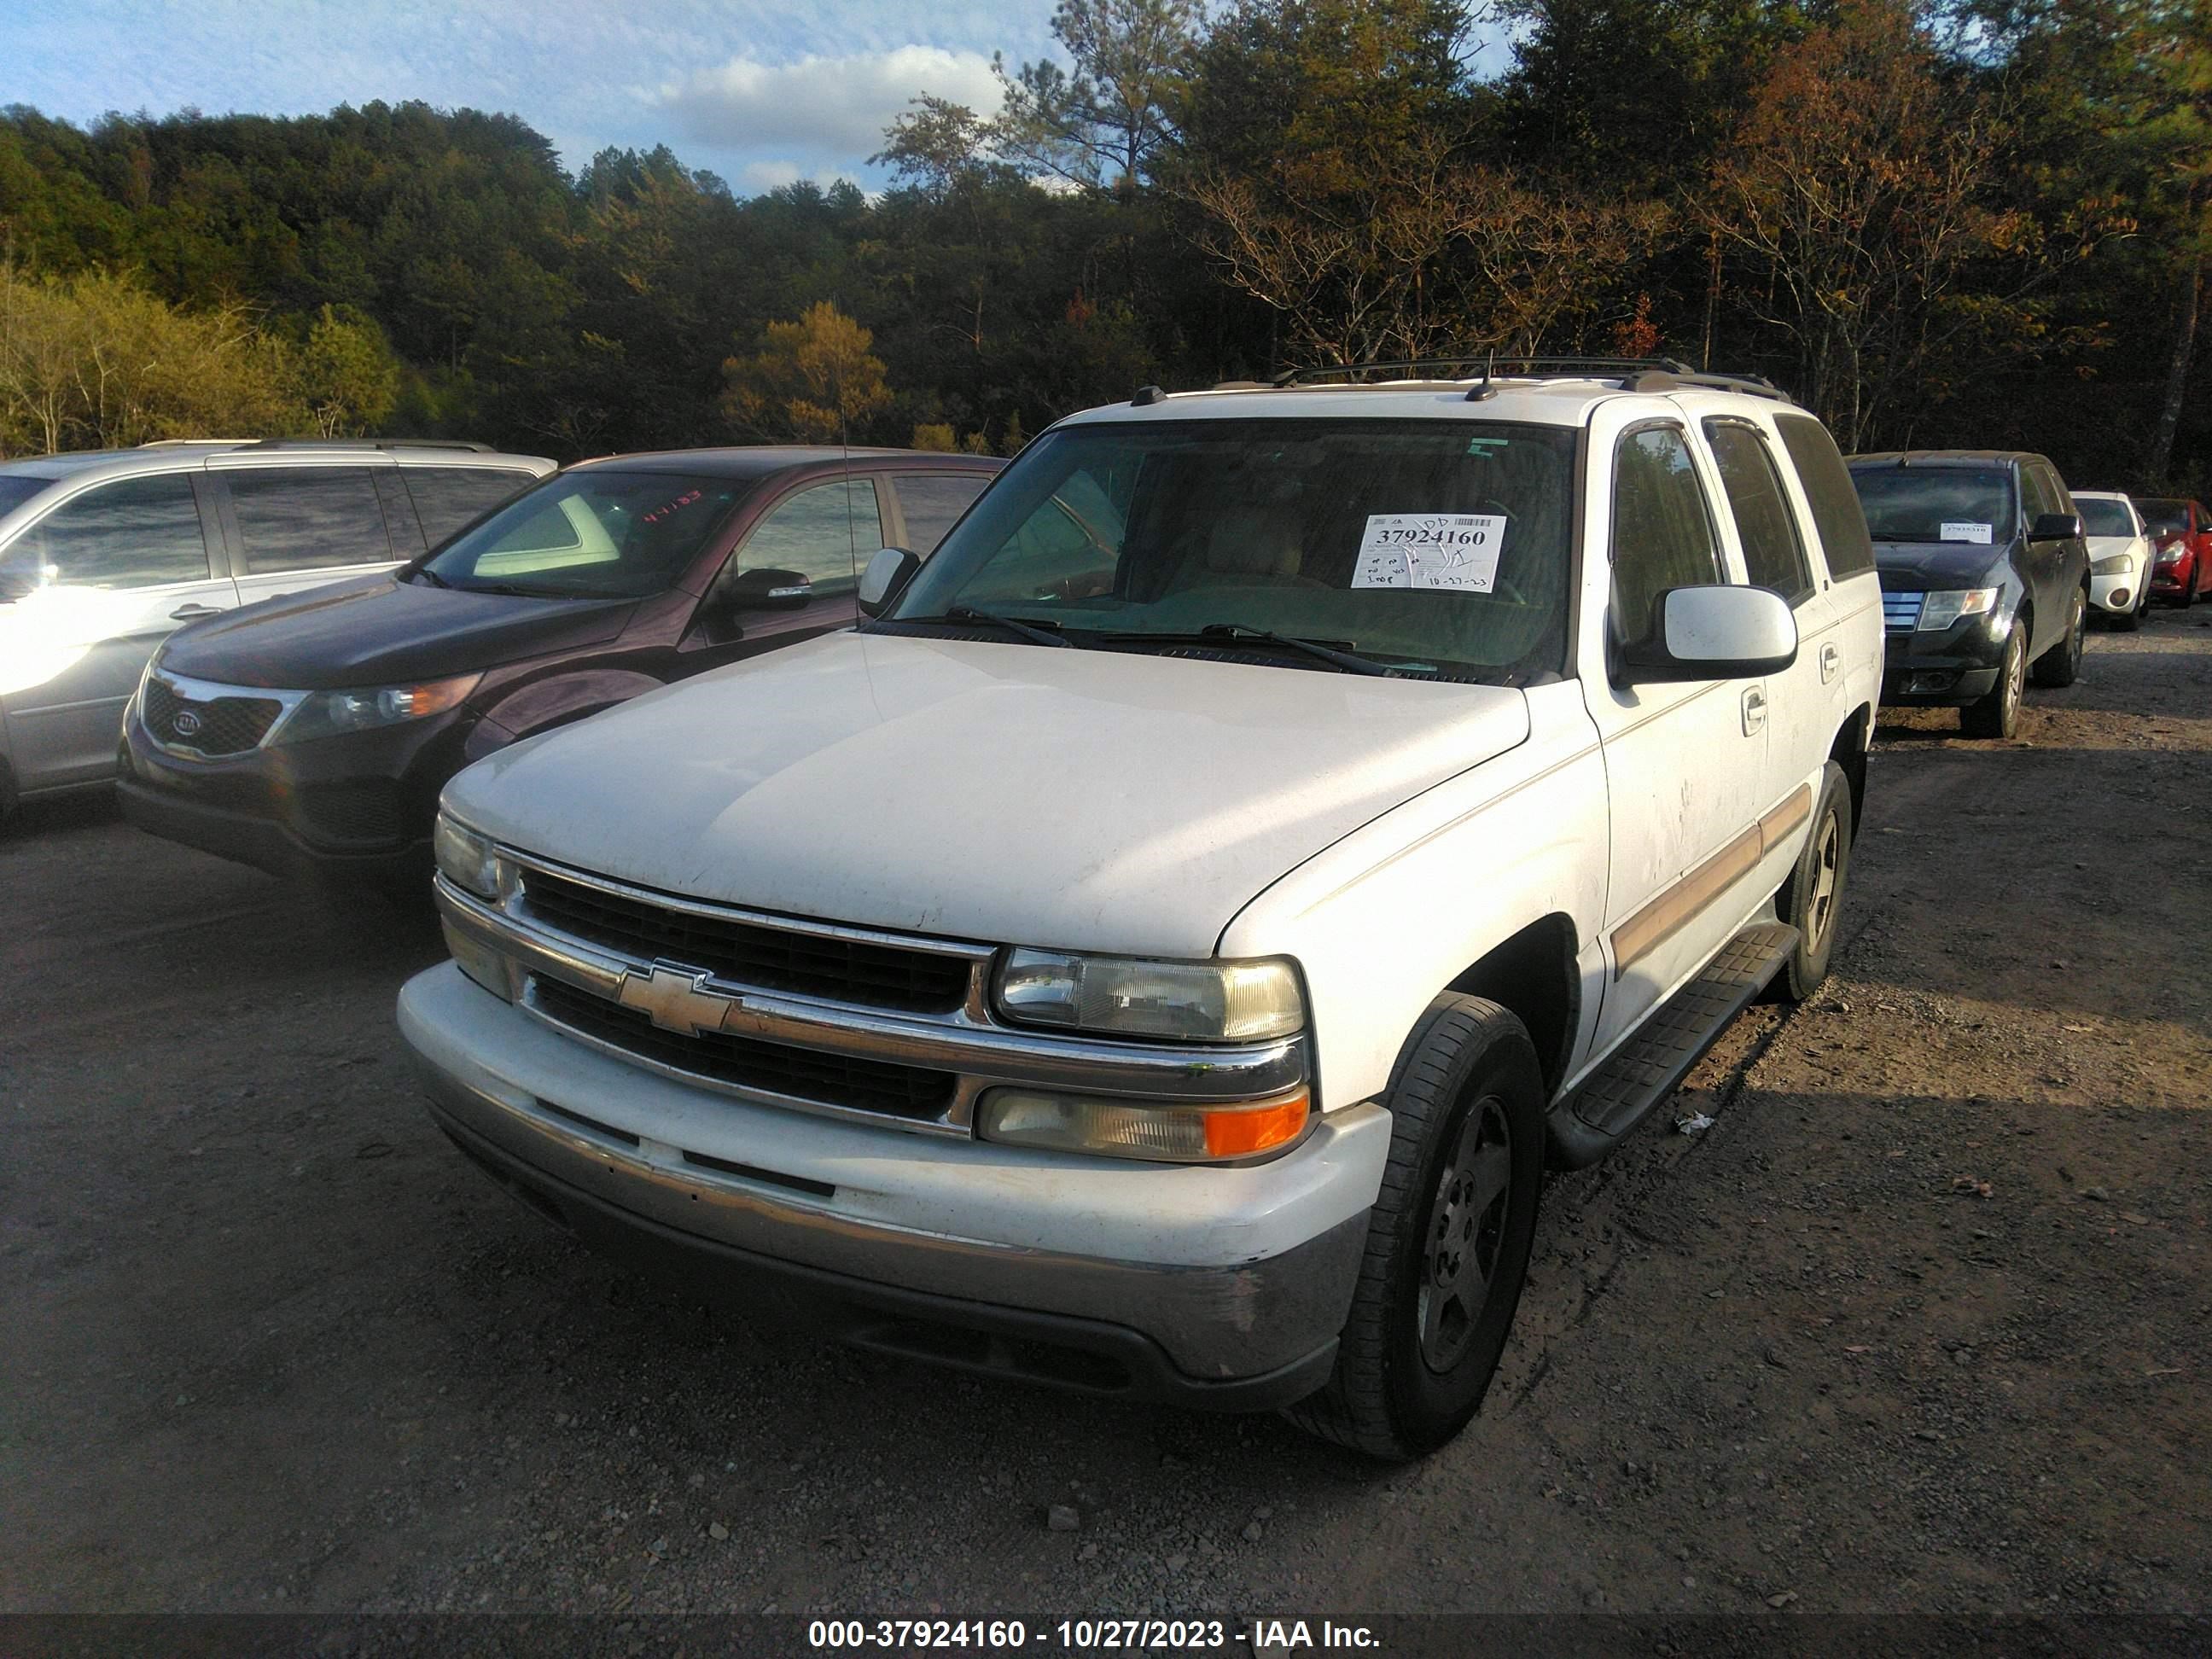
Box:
[3, 611, 2208, 1638]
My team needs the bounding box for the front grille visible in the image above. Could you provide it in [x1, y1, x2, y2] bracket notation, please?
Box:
[295, 779, 405, 847]
[1881, 591, 1925, 633]
[143, 676, 282, 757]
[531, 974, 958, 1121]
[520, 867, 973, 1015]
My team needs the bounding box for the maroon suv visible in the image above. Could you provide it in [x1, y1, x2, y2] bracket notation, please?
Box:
[119, 447, 1001, 886]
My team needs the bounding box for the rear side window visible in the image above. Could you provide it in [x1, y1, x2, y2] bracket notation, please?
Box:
[736, 479, 882, 594]
[224, 467, 395, 573]
[1773, 415, 1875, 578]
[401, 467, 537, 544]
[1610, 425, 1722, 643]
[4, 474, 212, 589]
[894, 473, 990, 552]
[1704, 420, 1813, 602]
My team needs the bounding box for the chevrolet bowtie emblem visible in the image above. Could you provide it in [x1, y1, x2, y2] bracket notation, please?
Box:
[616, 963, 736, 1037]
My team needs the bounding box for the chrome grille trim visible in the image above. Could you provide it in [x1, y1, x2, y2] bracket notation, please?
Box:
[1880, 591, 1925, 633]
[438, 874, 1310, 1138]
[141, 671, 311, 760]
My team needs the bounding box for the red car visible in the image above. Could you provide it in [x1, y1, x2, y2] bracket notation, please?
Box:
[2139, 497, 2212, 607]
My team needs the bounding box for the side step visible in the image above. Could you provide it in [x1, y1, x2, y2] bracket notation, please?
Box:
[1548, 921, 1799, 1169]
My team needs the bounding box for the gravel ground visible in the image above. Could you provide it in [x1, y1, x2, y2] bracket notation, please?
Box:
[3, 609, 2207, 1638]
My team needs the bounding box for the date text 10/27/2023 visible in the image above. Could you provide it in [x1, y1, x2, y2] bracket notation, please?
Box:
[806, 1618, 1383, 1650]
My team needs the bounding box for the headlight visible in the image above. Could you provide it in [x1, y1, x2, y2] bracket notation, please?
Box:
[2092, 554, 2134, 576]
[1918, 588, 2000, 630]
[2156, 544, 2184, 566]
[977, 1087, 1310, 1162]
[433, 812, 504, 901]
[994, 949, 1304, 1041]
[269, 672, 481, 745]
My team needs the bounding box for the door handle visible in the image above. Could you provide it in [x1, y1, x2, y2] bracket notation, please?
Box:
[169, 603, 224, 620]
[1741, 686, 1768, 736]
[1819, 642, 1842, 684]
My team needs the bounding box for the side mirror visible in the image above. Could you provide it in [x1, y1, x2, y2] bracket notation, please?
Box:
[724, 568, 812, 611]
[1620, 585, 1797, 684]
[2029, 512, 2081, 542]
[858, 545, 922, 618]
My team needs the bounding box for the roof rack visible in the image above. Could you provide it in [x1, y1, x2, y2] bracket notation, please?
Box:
[1260, 355, 1793, 405]
[137, 438, 258, 448]
[240, 438, 498, 453]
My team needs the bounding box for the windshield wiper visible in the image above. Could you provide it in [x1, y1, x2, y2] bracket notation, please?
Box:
[456, 581, 572, 599]
[929, 605, 1072, 648]
[408, 564, 451, 588]
[1104, 621, 1396, 677]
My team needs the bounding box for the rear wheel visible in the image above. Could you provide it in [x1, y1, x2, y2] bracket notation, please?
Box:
[1771, 761, 1854, 1002]
[2031, 588, 2086, 687]
[1283, 996, 1545, 1460]
[1960, 623, 2025, 739]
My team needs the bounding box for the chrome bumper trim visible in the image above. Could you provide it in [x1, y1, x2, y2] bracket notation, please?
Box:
[435, 877, 1311, 1135]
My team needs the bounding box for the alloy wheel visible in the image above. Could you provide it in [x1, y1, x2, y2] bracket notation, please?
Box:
[1419, 1096, 1514, 1373]
[1806, 808, 1842, 952]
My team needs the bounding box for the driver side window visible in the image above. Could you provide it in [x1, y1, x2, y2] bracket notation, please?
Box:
[1610, 425, 1722, 643]
[731, 479, 881, 596]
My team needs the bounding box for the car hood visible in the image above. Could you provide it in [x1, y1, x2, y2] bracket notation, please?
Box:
[1873, 541, 2009, 589]
[2086, 534, 2146, 559]
[446, 632, 1532, 958]
[159, 574, 636, 689]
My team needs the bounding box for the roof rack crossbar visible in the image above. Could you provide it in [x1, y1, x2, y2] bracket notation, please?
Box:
[1625, 369, 1790, 402]
[1285, 355, 1698, 387]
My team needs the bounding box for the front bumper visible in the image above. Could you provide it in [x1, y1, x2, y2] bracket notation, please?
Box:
[399, 963, 1387, 1403]
[2089, 570, 2139, 615]
[2151, 552, 2195, 597]
[117, 690, 473, 882]
[1880, 617, 2006, 705]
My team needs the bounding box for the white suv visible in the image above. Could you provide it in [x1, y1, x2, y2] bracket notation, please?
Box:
[401, 363, 1883, 1457]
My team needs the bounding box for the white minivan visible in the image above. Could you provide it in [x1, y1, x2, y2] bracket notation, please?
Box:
[0, 439, 553, 818]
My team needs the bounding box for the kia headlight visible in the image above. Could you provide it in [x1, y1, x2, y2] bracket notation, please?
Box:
[1918, 588, 2000, 630]
[2092, 553, 2134, 576]
[270, 672, 481, 745]
[994, 949, 1304, 1042]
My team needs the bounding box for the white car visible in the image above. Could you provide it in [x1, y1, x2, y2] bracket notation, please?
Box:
[2075, 490, 2154, 630]
[400, 363, 1884, 1458]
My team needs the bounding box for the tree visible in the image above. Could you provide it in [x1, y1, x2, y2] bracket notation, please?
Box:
[294, 303, 399, 435]
[721, 302, 893, 442]
[1699, 0, 2096, 450]
[994, 0, 1202, 191]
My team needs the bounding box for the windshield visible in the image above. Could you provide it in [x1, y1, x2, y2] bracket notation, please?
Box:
[1849, 465, 2017, 545]
[2077, 498, 2135, 538]
[885, 419, 1577, 680]
[2137, 498, 2188, 536]
[0, 476, 55, 520]
[416, 470, 750, 598]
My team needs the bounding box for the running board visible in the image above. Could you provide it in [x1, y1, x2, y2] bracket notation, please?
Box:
[1547, 921, 1799, 1169]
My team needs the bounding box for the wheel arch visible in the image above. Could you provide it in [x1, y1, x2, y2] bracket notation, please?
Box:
[1829, 704, 1871, 829]
[1441, 913, 1580, 1097]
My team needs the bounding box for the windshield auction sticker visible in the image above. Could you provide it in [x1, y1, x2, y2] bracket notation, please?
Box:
[1940, 521, 1994, 544]
[1353, 514, 1505, 592]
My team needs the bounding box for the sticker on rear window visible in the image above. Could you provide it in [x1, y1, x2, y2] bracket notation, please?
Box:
[1353, 514, 1505, 592]
[1941, 521, 1993, 544]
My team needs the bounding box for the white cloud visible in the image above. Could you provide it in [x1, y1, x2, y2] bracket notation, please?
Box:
[738, 158, 866, 195]
[648, 45, 1002, 160]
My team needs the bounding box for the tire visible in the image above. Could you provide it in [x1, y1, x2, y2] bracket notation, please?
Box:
[1282, 996, 1545, 1460]
[2030, 587, 2085, 688]
[1960, 622, 2025, 739]
[1770, 760, 1854, 1002]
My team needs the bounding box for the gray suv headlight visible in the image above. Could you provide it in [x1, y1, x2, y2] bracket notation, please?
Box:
[994, 949, 1304, 1041]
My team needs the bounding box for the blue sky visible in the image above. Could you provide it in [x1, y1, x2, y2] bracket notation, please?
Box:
[0, 0, 1066, 194]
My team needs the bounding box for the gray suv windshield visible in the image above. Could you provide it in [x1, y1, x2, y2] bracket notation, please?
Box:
[887, 419, 1577, 679]
[416, 471, 749, 598]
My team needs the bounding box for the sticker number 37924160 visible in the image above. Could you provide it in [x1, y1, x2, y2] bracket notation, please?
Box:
[1353, 513, 1507, 592]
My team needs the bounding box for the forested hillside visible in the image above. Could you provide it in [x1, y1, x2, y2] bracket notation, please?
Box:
[0, 0, 2203, 495]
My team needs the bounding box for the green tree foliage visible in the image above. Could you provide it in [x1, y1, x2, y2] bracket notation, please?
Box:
[994, 0, 1202, 190]
[294, 304, 399, 436]
[0, 266, 306, 453]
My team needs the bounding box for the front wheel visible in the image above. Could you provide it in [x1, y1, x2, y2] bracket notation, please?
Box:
[1960, 622, 2026, 739]
[1283, 996, 1545, 1460]
[2031, 588, 2086, 688]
